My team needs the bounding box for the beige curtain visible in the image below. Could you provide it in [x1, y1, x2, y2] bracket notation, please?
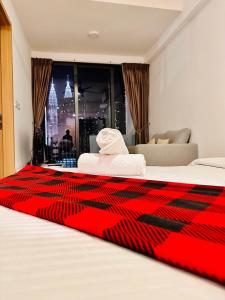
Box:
[32, 58, 52, 164]
[122, 63, 149, 144]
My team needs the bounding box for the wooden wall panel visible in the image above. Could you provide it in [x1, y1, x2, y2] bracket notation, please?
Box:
[0, 1, 15, 177]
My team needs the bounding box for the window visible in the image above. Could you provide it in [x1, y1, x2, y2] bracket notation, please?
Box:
[45, 62, 126, 166]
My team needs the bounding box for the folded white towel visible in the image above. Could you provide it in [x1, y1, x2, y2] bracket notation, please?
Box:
[78, 153, 146, 176]
[96, 128, 129, 155]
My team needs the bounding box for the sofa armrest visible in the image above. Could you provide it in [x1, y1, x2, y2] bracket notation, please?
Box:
[127, 145, 136, 154]
[134, 144, 198, 166]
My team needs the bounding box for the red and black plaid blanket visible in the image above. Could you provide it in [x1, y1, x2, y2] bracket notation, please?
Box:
[0, 165, 225, 284]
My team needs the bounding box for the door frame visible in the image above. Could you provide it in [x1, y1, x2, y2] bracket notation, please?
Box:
[0, 1, 15, 177]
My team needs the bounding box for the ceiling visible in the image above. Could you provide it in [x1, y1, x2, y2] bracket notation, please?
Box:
[11, 0, 181, 56]
[92, 0, 183, 11]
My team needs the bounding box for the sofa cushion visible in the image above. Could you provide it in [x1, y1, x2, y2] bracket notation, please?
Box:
[148, 138, 156, 144]
[157, 138, 170, 144]
[167, 128, 191, 143]
[152, 132, 167, 142]
[153, 128, 191, 144]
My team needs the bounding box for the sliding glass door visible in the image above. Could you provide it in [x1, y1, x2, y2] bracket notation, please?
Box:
[77, 64, 111, 154]
[45, 64, 76, 166]
[45, 62, 126, 166]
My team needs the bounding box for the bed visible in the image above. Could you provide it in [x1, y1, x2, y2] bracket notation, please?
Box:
[0, 160, 225, 300]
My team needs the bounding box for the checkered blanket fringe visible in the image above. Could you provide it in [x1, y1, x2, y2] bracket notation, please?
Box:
[0, 165, 225, 284]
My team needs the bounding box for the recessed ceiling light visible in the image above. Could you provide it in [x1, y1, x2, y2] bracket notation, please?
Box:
[88, 30, 100, 39]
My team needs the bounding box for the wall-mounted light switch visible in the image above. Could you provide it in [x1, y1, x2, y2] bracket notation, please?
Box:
[15, 101, 21, 110]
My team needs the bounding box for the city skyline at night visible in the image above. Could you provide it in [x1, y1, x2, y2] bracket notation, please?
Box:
[47, 75, 74, 145]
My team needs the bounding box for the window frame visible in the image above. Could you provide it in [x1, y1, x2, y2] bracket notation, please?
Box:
[45, 61, 126, 161]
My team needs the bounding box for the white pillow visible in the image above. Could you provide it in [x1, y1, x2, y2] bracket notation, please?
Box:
[157, 138, 169, 144]
[190, 157, 225, 169]
[148, 138, 156, 144]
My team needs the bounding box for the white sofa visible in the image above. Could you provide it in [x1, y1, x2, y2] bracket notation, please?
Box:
[128, 128, 198, 166]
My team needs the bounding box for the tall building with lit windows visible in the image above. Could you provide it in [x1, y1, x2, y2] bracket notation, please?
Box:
[64, 75, 73, 98]
[57, 75, 75, 140]
[47, 78, 59, 142]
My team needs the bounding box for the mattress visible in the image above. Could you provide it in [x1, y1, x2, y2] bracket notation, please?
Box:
[49, 164, 225, 186]
[0, 165, 225, 300]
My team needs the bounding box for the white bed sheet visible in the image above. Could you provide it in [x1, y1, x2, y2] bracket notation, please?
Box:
[51, 164, 225, 186]
[0, 165, 225, 300]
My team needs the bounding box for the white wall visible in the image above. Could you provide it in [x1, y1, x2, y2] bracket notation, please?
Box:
[2, 0, 33, 170]
[148, 0, 225, 157]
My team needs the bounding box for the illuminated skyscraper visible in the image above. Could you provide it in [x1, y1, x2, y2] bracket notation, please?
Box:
[47, 78, 58, 141]
[64, 75, 73, 98]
